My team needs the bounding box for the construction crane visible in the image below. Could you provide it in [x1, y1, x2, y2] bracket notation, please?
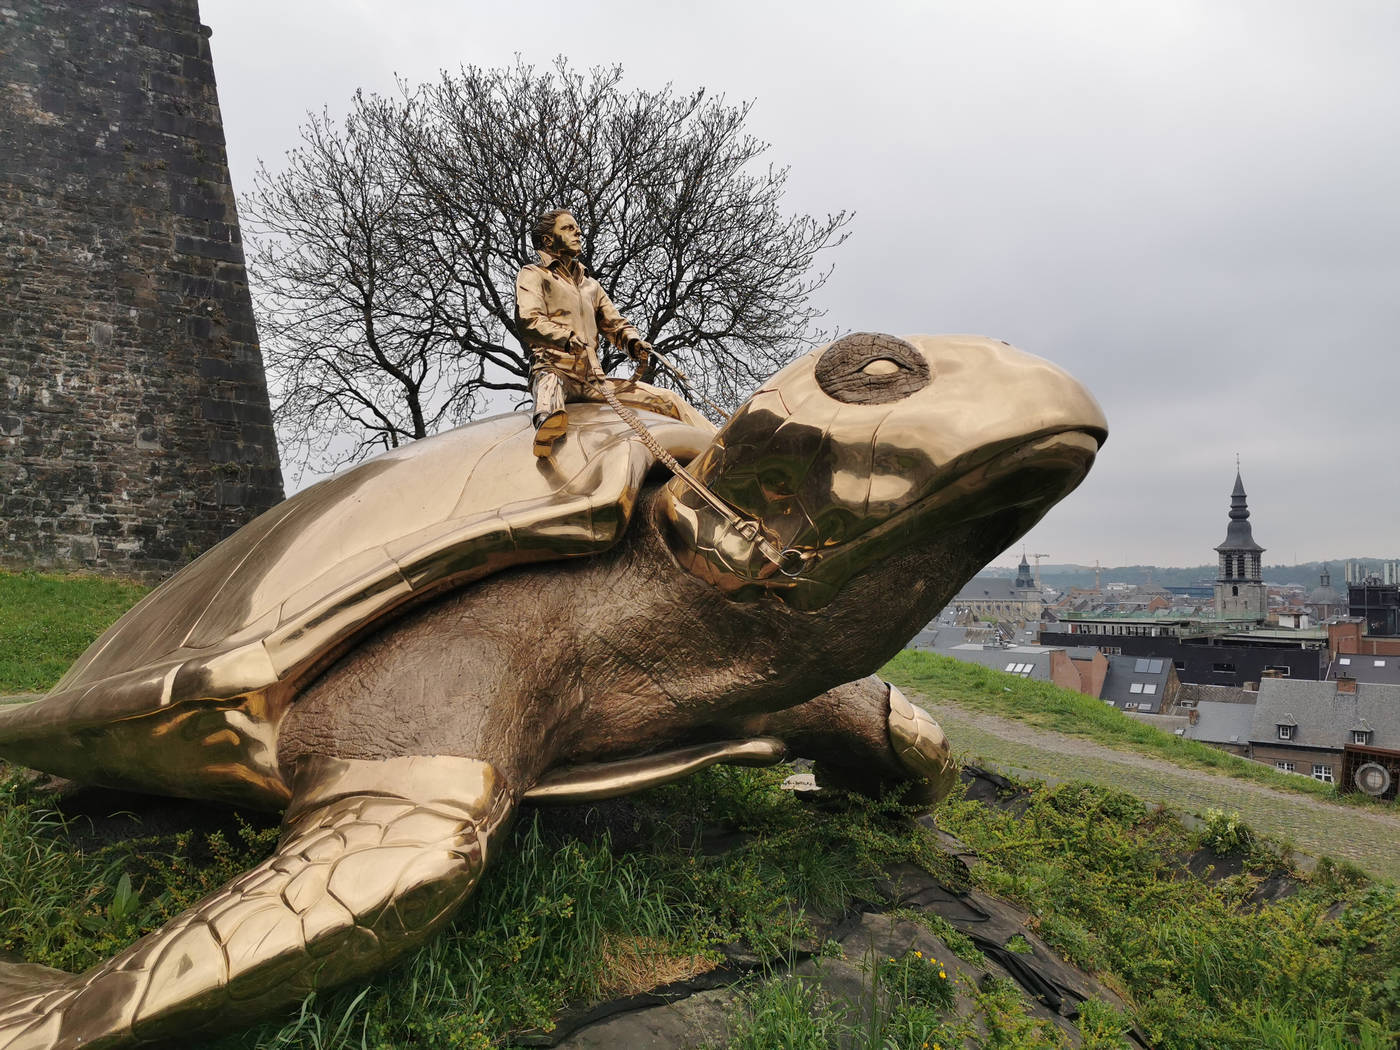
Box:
[1030, 553, 1049, 590]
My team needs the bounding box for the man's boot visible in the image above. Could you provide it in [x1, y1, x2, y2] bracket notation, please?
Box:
[532, 410, 568, 458]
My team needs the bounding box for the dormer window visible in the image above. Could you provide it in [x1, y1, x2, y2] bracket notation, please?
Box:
[1352, 729, 1373, 746]
[1277, 724, 1293, 741]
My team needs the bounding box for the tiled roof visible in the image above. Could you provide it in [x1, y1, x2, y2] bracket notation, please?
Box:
[935, 643, 1059, 682]
[1184, 701, 1257, 746]
[1100, 654, 1172, 713]
[954, 576, 1042, 601]
[1328, 654, 1400, 685]
[1177, 683, 1257, 705]
[1250, 679, 1400, 750]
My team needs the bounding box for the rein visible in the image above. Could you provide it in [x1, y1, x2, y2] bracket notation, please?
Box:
[567, 362, 806, 578]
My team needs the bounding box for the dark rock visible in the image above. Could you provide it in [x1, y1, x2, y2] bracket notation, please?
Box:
[550, 987, 735, 1050]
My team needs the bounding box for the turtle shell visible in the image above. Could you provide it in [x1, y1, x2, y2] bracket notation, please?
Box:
[0, 406, 714, 808]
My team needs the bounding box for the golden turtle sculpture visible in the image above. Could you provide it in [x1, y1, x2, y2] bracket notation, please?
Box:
[0, 333, 1105, 1049]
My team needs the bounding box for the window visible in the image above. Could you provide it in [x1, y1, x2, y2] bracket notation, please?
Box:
[1213, 662, 1237, 674]
[1277, 724, 1293, 740]
[1353, 730, 1372, 745]
[1264, 665, 1291, 677]
[1375, 660, 1387, 668]
[1312, 764, 1334, 783]
[1173, 660, 1186, 671]
[1275, 761, 1295, 773]
[1339, 657, 1352, 666]
[1143, 683, 1158, 695]
[1130, 683, 1144, 694]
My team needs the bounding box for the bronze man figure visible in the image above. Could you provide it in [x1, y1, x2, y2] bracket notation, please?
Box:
[515, 208, 700, 456]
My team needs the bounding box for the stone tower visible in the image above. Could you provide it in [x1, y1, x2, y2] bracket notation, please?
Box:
[1213, 470, 1267, 621]
[0, 0, 284, 580]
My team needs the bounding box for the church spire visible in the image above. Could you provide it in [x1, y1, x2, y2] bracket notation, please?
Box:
[1015, 550, 1035, 589]
[1213, 467, 1267, 622]
[1216, 470, 1263, 554]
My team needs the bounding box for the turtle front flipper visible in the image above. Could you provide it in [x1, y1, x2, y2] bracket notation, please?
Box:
[0, 754, 511, 1050]
[731, 676, 959, 807]
[524, 737, 787, 803]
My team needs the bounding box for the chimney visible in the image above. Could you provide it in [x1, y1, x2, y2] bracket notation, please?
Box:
[1188, 708, 1199, 725]
[1337, 675, 1358, 695]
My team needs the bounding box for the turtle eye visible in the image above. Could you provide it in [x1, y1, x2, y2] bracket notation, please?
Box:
[815, 333, 932, 404]
[861, 358, 901, 377]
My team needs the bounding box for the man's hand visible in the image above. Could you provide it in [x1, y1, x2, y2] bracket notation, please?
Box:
[629, 339, 652, 370]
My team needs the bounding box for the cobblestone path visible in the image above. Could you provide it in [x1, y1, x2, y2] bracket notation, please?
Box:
[916, 696, 1400, 882]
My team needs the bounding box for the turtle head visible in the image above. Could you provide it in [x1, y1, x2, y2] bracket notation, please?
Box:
[656, 333, 1108, 611]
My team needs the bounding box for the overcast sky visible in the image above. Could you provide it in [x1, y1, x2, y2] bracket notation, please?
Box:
[200, 0, 1400, 569]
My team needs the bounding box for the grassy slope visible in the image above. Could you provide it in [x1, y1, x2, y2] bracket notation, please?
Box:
[0, 572, 149, 694]
[882, 650, 1345, 803]
[2, 574, 1399, 1046]
[1, 765, 1396, 1049]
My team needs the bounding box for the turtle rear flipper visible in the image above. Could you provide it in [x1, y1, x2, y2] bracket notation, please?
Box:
[0, 755, 511, 1050]
[732, 676, 959, 807]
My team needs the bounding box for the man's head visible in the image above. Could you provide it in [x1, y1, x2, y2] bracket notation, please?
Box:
[531, 209, 583, 258]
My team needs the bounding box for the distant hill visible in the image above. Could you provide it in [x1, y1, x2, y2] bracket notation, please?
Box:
[979, 559, 1395, 591]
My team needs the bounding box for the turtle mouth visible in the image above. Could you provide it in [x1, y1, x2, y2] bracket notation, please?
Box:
[891, 425, 1103, 535]
[779, 425, 1102, 592]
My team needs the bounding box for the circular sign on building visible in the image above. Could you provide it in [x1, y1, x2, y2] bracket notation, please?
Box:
[1353, 762, 1392, 798]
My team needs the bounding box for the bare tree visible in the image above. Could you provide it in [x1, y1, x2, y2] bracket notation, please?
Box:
[245, 59, 850, 477]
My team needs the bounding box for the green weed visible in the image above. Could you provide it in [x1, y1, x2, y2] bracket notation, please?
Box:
[721, 976, 847, 1050]
[877, 948, 955, 1010]
[1198, 807, 1254, 855]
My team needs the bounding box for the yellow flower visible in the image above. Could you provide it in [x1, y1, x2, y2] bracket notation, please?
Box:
[915, 950, 923, 958]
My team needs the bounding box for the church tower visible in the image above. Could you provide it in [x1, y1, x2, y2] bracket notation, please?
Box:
[1014, 551, 1036, 591]
[1214, 470, 1267, 621]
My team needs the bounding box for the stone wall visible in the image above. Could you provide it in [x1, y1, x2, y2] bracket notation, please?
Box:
[0, 0, 283, 580]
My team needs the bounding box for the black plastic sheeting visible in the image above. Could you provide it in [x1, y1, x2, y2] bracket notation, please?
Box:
[517, 767, 1153, 1048]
